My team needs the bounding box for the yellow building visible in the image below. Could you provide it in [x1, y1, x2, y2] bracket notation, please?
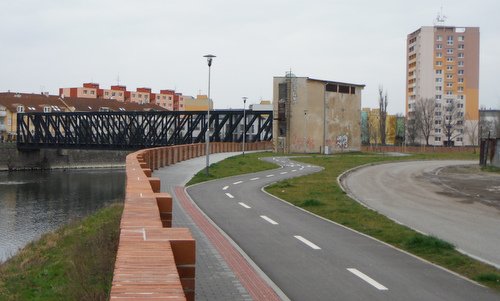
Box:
[183, 95, 213, 111]
[362, 107, 399, 145]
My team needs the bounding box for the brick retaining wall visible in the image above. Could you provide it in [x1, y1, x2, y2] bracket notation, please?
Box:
[361, 145, 478, 153]
[110, 141, 272, 300]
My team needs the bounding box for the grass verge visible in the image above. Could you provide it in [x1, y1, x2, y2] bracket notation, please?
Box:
[187, 151, 277, 185]
[0, 203, 123, 301]
[187, 150, 500, 290]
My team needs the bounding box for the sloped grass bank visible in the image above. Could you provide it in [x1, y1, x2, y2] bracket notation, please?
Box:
[0, 203, 123, 301]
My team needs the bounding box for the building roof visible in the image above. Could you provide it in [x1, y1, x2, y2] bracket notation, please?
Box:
[0, 92, 68, 112]
[307, 77, 366, 88]
[0, 92, 168, 113]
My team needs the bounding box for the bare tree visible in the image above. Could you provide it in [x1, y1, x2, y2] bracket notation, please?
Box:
[405, 114, 419, 145]
[465, 117, 479, 153]
[378, 86, 388, 145]
[414, 97, 435, 146]
[441, 99, 464, 146]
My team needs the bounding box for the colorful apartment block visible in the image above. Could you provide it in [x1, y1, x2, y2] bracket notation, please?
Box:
[406, 26, 480, 146]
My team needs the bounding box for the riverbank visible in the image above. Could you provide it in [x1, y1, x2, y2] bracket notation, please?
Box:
[0, 143, 129, 171]
[0, 203, 123, 300]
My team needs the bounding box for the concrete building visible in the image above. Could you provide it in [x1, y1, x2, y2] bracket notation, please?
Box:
[406, 25, 480, 146]
[273, 75, 364, 154]
[183, 94, 213, 111]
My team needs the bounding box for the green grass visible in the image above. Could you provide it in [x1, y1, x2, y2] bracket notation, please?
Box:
[185, 149, 500, 290]
[481, 165, 500, 174]
[187, 151, 278, 185]
[0, 203, 123, 301]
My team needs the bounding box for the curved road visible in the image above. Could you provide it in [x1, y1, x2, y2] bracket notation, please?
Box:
[342, 160, 500, 268]
[187, 157, 499, 301]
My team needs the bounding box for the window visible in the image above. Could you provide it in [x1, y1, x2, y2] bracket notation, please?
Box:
[458, 53, 464, 58]
[435, 120, 442, 125]
[436, 70, 442, 75]
[437, 44, 443, 49]
[409, 46, 415, 52]
[447, 48, 453, 54]
[112, 92, 116, 96]
[436, 52, 443, 58]
[436, 78, 443, 82]
[446, 57, 453, 62]
[435, 103, 441, 108]
[458, 86, 464, 92]
[437, 35, 443, 41]
[458, 35, 464, 42]
[446, 91, 453, 96]
[458, 103, 464, 108]
[447, 65, 453, 71]
[105, 91, 109, 96]
[119, 92, 123, 96]
[458, 95, 465, 100]
[447, 82, 453, 87]
[436, 61, 443, 66]
[435, 137, 441, 142]
[447, 36, 453, 45]
[17, 106, 25, 113]
[446, 74, 453, 79]
[457, 137, 463, 142]
[458, 44, 465, 50]
[157, 95, 160, 100]
[436, 95, 442, 100]
[458, 61, 464, 67]
[457, 120, 464, 125]
[435, 111, 442, 116]
[83, 90, 88, 94]
[458, 78, 464, 83]
[43, 106, 51, 113]
[132, 93, 136, 97]
[436, 86, 442, 91]
[138, 94, 142, 98]
[90, 90, 95, 95]
[458, 70, 464, 75]
[435, 128, 442, 133]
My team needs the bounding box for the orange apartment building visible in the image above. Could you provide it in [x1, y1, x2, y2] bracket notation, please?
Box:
[406, 25, 480, 146]
[59, 83, 197, 111]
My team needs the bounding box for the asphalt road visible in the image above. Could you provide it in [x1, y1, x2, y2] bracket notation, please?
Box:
[187, 157, 500, 301]
[341, 160, 500, 268]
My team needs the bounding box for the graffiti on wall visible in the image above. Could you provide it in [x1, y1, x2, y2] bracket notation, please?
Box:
[336, 134, 348, 149]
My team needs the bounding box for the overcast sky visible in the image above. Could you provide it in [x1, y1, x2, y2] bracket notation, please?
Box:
[1, 0, 499, 113]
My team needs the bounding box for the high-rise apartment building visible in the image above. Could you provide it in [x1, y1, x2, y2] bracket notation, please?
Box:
[406, 26, 479, 146]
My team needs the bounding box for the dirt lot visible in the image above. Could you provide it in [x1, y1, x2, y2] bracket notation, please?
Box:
[426, 165, 500, 209]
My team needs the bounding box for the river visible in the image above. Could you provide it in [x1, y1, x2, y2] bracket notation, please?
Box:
[0, 168, 125, 262]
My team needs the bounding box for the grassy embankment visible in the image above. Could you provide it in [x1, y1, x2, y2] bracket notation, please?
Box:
[0, 204, 123, 301]
[189, 151, 500, 291]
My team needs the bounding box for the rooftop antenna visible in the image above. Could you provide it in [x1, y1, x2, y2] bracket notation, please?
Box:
[434, 5, 447, 26]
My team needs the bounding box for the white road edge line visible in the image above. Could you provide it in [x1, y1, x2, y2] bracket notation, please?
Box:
[280, 172, 288, 174]
[294, 235, 321, 250]
[250, 177, 260, 181]
[266, 174, 274, 177]
[222, 186, 229, 190]
[233, 181, 243, 185]
[260, 215, 279, 225]
[347, 268, 388, 291]
[225, 193, 234, 199]
[239, 202, 251, 209]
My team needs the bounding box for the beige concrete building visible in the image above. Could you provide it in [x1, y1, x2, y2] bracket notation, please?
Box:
[406, 26, 480, 145]
[273, 75, 364, 154]
[183, 94, 213, 111]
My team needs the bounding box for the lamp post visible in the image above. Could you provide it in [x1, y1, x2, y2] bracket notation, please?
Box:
[203, 54, 215, 175]
[242, 97, 247, 155]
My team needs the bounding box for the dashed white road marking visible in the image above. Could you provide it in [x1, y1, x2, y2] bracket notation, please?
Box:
[260, 215, 279, 225]
[222, 186, 229, 190]
[266, 174, 275, 177]
[250, 177, 260, 181]
[233, 180, 243, 185]
[225, 193, 234, 199]
[294, 235, 321, 250]
[280, 171, 288, 175]
[347, 268, 388, 291]
[299, 167, 304, 170]
[291, 169, 297, 172]
[238, 202, 251, 209]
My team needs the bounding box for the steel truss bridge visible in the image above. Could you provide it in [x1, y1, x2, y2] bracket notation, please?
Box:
[17, 110, 273, 150]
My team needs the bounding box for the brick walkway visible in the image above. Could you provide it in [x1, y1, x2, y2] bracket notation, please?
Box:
[154, 153, 283, 301]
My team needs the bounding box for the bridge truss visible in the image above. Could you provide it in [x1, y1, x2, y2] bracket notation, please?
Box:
[17, 110, 273, 150]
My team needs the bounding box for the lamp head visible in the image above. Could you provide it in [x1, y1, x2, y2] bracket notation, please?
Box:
[203, 54, 216, 67]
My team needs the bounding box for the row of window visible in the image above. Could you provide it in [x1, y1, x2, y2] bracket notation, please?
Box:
[17, 105, 62, 113]
[437, 44, 465, 50]
[434, 137, 464, 142]
[436, 61, 465, 67]
[436, 35, 465, 42]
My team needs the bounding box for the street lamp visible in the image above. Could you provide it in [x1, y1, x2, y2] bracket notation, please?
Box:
[242, 97, 247, 155]
[203, 54, 215, 175]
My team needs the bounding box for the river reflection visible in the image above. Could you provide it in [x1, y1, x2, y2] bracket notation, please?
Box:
[0, 168, 125, 262]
